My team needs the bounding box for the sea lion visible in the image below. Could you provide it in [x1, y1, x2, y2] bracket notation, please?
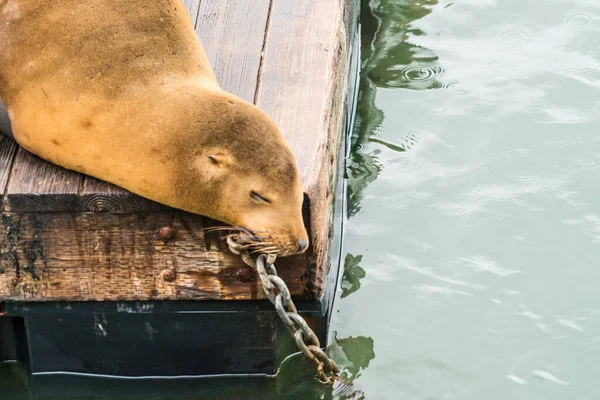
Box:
[0, 0, 309, 256]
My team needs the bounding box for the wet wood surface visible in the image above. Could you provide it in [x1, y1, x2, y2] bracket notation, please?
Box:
[0, 0, 356, 302]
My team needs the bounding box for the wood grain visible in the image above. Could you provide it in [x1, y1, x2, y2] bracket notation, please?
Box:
[181, 0, 201, 25]
[255, 0, 351, 297]
[195, 0, 270, 102]
[0, 135, 17, 197]
[5, 149, 84, 212]
[0, 212, 309, 302]
[80, 178, 166, 213]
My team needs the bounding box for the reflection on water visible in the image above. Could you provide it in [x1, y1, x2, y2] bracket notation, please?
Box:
[333, 0, 600, 398]
[340, 254, 367, 298]
[363, 0, 442, 90]
[1, 363, 31, 400]
[348, 0, 441, 217]
[328, 334, 375, 381]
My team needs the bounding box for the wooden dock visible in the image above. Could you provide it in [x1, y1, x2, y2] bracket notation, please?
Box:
[0, 0, 359, 378]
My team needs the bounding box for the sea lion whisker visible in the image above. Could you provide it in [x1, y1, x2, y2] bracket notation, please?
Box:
[252, 245, 280, 251]
[203, 226, 244, 233]
[250, 251, 279, 256]
[250, 249, 267, 255]
[253, 245, 279, 250]
[250, 241, 278, 246]
[250, 245, 280, 252]
[262, 249, 281, 254]
[237, 227, 264, 242]
[203, 228, 236, 234]
[250, 244, 278, 250]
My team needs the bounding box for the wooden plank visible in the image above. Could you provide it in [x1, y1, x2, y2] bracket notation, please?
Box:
[0, 135, 17, 196]
[77, 0, 270, 212]
[5, 150, 84, 212]
[0, 135, 17, 291]
[0, 101, 20, 212]
[255, 0, 351, 297]
[195, 0, 271, 102]
[0, 212, 309, 301]
[80, 178, 165, 213]
[182, 0, 201, 24]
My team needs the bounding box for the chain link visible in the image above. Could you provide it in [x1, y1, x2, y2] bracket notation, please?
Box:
[227, 234, 341, 385]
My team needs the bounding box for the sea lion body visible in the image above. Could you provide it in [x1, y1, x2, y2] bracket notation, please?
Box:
[0, 0, 308, 255]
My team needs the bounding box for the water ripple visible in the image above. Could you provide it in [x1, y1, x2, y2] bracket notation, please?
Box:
[455, 255, 522, 277]
[555, 190, 588, 207]
[564, 13, 594, 28]
[556, 318, 585, 332]
[413, 284, 473, 296]
[435, 174, 568, 216]
[391, 63, 447, 89]
[565, 214, 600, 242]
[494, 29, 532, 44]
[385, 255, 488, 290]
[445, 82, 469, 94]
[532, 370, 571, 385]
[346, 220, 391, 237]
[516, 306, 544, 321]
[561, 45, 599, 74]
[506, 374, 528, 385]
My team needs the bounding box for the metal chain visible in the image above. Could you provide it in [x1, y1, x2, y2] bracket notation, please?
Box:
[227, 234, 341, 385]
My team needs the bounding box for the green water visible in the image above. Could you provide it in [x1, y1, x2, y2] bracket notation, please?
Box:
[332, 0, 600, 398]
[4, 0, 600, 398]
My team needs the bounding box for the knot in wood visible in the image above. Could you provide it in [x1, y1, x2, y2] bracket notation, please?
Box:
[160, 269, 176, 282]
[158, 226, 177, 241]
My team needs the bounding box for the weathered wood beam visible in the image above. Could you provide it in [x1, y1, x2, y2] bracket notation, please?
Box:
[5, 150, 84, 213]
[195, 0, 271, 103]
[255, 0, 353, 297]
[0, 134, 16, 194]
[0, 212, 310, 301]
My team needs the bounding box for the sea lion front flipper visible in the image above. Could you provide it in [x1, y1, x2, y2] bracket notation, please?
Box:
[0, 97, 13, 140]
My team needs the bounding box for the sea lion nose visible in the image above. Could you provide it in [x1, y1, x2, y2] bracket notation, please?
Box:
[298, 238, 308, 252]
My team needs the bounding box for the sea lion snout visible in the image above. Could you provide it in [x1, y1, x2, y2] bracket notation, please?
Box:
[290, 221, 310, 254]
[297, 238, 308, 252]
[233, 210, 309, 256]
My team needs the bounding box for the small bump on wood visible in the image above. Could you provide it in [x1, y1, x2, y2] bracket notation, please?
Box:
[160, 269, 177, 282]
[158, 226, 177, 241]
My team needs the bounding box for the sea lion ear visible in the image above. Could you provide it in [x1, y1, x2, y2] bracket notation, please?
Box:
[207, 152, 232, 167]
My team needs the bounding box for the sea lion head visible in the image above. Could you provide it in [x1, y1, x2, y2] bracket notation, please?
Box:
[174, 88, 309, 256]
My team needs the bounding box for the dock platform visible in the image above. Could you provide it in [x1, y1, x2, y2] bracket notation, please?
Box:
[0, 0, 359, 378]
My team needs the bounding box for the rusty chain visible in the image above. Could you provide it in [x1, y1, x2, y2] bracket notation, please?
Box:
[227, 234, 341, 385]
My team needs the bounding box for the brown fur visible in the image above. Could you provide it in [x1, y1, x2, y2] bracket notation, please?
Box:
[0, 0, 308, 255]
